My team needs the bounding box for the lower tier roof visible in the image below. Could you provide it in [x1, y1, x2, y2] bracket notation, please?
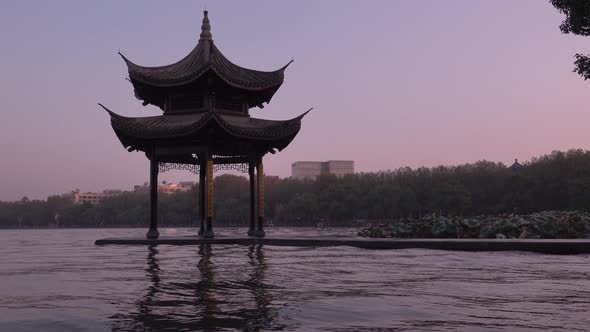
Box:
[100, 104, 310, 156]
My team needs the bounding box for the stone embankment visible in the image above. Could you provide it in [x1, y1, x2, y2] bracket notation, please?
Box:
[358, 211, 590, 239]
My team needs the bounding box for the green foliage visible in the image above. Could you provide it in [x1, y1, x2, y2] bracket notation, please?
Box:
[2, 149, 590, 228]
[359, 211, 590, 239]
[573, 53, 590, 80]
[551, 0, 590, 79]
[552, 0, 590, 36]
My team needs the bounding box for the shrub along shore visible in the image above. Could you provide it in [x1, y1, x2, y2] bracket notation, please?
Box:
[358, 211, 590, 239]
[3, 149, 590, 229]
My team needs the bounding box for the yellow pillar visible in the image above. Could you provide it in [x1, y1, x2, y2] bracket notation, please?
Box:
[203, 156, 214, 238]
[256, 158, 265, 236]
[207, 158, 213, 219]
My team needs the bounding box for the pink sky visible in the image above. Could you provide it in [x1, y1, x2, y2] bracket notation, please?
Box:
[0, 1, 589, 201]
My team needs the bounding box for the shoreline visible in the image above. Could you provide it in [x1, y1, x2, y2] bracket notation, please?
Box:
[95, 236, 590, 255]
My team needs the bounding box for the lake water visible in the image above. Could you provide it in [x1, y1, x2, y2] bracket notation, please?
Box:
[1, 228, 590, 331]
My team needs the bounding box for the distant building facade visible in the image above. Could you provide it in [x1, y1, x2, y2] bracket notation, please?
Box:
[291, 160, 354, 180]
[134, 181, 194, 194]
[73, 190, 122, 205]
[291, 161, 323, 179]
[73, 181, 195, 204]
[159, 181, 193, 194]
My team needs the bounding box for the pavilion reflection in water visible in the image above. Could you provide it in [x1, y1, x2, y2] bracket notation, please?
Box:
[108, 245, 283, 331]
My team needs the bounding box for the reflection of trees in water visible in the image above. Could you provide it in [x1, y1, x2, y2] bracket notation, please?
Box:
[109, 244, 281, 331]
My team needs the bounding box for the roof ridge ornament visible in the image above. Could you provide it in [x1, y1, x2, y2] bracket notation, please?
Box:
[281, 59, 295, 72]
[200, 10, 212, 41]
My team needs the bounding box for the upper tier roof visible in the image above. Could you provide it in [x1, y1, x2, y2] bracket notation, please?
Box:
[119, 11, 291, 91]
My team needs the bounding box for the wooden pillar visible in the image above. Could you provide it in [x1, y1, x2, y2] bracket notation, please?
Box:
[247, 160, 257, 236]
[198, 156, 206, 236]
[203, 155, 215, 238]
[255, 157, 266, 237]
[146, 155, 160, 239]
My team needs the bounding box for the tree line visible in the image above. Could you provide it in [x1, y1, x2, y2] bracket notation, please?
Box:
[2, 149, 590, 228]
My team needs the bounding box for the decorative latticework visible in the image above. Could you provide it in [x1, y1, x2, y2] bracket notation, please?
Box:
[159, 163, 200, 174]
[212, 155, 249, 173]
[213, 163, 248, 173]
[158, 161, 248, 174]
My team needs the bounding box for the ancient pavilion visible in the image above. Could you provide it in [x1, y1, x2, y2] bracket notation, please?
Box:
[100, 11, 309, 239]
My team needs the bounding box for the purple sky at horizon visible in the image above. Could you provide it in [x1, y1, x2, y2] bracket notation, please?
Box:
[0, 1, 589, 201]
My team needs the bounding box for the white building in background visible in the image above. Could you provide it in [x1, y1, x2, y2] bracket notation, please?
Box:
[74, 181, 196, 205]
[158, 181, 193, 194]
[322, 160, 355, 177]
[73, 189, 122, 205]
[291, 160, 354, 180]
[291, 161, 323, 179]
[73, 191, 102, 205]
[134, 181, 194, 194]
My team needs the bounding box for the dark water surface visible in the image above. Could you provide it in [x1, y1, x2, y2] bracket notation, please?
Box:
[1, 228, 590, 331]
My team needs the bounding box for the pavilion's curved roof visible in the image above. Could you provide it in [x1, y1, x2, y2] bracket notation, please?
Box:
[122, 44, 289, 91]
[99, 104, 310, 153]
[119, 11, 291, 91]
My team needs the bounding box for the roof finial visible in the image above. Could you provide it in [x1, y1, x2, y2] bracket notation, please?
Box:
[200, 10, 212, 40]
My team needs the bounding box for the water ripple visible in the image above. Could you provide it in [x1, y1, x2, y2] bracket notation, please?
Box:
[1, 228, 590, 331]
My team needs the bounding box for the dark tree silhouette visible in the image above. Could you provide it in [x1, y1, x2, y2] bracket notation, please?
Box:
[551, 0, 590, 79]
[2, 149, 590, 228]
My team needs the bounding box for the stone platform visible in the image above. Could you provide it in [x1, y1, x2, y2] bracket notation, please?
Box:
[94, 236, 590, 254]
